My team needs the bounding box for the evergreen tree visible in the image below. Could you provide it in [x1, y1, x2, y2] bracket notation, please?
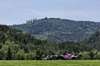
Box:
[89, 52, 94, 59]
[6, 47, 12, 60]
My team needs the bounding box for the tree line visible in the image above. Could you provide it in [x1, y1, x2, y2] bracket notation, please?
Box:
[0, 25, 100, 60]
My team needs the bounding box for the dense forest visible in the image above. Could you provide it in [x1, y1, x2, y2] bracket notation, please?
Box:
[10, 17, 100, 42]
[80, 31, 100, 51]
[1, 25, 100, 60]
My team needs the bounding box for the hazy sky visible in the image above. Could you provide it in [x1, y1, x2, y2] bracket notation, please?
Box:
[0, 0, 100, 25]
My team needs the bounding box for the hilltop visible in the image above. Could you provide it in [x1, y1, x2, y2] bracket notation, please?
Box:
[10, 18, 100, 42]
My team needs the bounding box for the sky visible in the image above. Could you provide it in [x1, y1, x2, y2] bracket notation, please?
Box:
[0, 0, 100, 25]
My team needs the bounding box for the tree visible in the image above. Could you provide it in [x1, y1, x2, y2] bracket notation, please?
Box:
[94, 52, 100, 59]
[89, 52, 94, 59]
[81, 52, 90, 60]
[16, 49, 25, 60]
[6, 47, 12, 60]
[35, 48, 44, 60]
[0, 33, 6, 44]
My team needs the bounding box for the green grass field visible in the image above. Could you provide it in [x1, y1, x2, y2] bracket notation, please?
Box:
[0, 60, 100, 66]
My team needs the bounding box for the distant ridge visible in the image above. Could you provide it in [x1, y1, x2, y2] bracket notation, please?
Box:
[9, 17, 100, 42]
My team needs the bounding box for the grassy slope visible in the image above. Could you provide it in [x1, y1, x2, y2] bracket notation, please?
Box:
[0, 60, 100, 66]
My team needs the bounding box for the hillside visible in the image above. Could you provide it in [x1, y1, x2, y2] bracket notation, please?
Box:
[0, 25, 91, 60]
[80, 31, 100, 51]
[9, 18, 100, 42]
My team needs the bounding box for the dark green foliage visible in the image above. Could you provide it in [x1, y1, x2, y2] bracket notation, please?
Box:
[9, 18, 100, 42]
[35, 48, 44, 60]
[80, 31, 100, 51]
[89, 52, 94, 59]
[6, 47, 12, 60]
[0, 24, 99, 60]
[0, 32, 6, 44]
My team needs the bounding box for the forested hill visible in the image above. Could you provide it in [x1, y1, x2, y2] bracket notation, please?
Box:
[0, 25, 92, 60]
[80, 31, 100, 51]
[9, 18, 100, 42]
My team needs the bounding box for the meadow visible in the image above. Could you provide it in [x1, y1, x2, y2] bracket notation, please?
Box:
[0, 60, 100, 66]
